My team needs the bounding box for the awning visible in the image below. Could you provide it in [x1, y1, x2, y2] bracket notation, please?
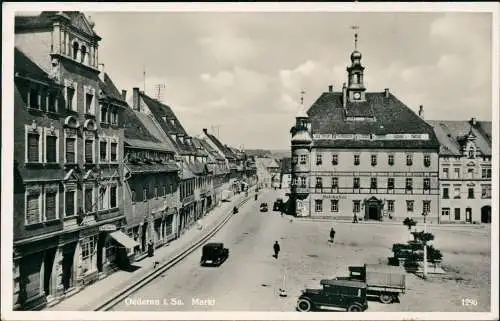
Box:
[109, 231, 140, 250]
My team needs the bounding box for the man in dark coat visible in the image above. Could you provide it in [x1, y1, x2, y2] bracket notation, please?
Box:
[330, 228, 336, 243]
[273, 241, 281, 259]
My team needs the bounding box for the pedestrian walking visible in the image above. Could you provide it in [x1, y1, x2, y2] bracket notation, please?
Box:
[329, 228, 336, 243]
[255, 193, 258, 201]
[273, 241, 281, 259]
[353, 214, 359, 223]
[147, 240, 155, 257]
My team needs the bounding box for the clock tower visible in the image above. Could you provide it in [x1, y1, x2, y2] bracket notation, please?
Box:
[346, 27, 366, 102]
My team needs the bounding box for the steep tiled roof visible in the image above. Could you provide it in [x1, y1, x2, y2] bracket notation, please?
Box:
[307, 92, 440, 149]
[124, 138, 174, 152]
[192, 137, 209, 157]
[122, 107, 161, 143]
[427, 120, 492, 156]
[199, 139, 225, 161]
[14, 47, 51, 81]
[205, 133, 234, 159]
[99, 73, 125, 104]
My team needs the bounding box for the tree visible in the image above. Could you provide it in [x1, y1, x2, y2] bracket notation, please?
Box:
[403, 217, 417, 231]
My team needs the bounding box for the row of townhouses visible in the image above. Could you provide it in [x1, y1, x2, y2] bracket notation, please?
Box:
[12, 11, 257, 311]
[288, 33, 492, 224]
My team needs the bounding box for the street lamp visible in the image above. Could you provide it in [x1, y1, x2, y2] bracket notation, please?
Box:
[422, 210, 428, 278]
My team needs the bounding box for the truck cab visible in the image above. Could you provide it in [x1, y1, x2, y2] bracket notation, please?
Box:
[297, 279, 368, 312]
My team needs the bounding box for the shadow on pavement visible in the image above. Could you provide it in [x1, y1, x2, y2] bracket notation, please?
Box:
[121, 264, 141, 273]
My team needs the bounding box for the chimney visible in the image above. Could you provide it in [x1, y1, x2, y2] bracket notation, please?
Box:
[203, 128, 208, 134]
[328, 85, 333, 92]
[418, 105, 424, 119]
[98, 63, 105, 82]
[121, 90, 127, 101]
[384, 88, 390, 98]
[132, 87, 140, 111]
[470, 117, 477, 126]
[342, 83, 347, 108]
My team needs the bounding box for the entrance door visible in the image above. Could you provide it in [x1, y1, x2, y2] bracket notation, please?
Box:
[481, 206, 491, 223]
[97, 233, 105, 272]
[465, 208, 472, 223]
[368, 206, 379, 220]
[62, 243, 76, 291]
[43, 248, 57, 297]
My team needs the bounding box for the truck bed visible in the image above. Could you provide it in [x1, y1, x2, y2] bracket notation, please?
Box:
[349, 264, 406, 291]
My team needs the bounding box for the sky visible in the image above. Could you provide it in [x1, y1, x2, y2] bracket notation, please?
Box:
[16, 8, 494, 149]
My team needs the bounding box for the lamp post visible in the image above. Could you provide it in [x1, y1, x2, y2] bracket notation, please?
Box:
[422, 211, 428, 278]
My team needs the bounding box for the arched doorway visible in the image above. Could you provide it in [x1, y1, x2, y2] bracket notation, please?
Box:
[364, 196, 382, 221]
[481, 206, 491, 223]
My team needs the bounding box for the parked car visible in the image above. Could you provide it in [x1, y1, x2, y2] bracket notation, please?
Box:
[260, 202, 268, 212]
[273, 198, 284, 211]
[337, 264, 406, 304]
[200, 243, 229, 266]
[297, 279, 368, 312]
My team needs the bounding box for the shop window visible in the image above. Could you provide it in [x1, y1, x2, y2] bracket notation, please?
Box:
[81, 235, 97, 274]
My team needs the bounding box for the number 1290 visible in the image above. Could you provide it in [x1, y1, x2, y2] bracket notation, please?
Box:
[462, 298, 478, 306]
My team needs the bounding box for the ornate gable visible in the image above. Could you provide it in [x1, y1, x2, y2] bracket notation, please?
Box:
[69, 12, 95, 38]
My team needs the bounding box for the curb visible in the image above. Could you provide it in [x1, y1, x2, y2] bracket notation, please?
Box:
[92, 192, 253, 311]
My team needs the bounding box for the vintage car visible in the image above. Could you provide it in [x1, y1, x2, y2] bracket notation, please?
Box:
[200, 243, 229, 266]
[297, 279, 369, 312]
[273, 198, 284, 211]
[260, 202, 269, 212]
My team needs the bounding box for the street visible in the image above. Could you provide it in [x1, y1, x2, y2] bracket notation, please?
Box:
[111, 188, 491, 312]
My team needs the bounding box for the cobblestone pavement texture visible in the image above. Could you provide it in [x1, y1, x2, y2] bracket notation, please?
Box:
[111, 188, 491, 312]
[47, 190, 253, 311]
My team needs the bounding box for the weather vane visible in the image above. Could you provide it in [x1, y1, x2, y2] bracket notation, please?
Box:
[351, 25, 359, 50]
[300, 90, 306, 105]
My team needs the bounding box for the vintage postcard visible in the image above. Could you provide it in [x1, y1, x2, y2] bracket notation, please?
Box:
[1, 2, 498, 321]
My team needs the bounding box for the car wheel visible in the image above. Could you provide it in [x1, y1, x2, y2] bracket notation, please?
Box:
[347, 304, 362, 312]
[379, 293, 393, 304]
[297, 299, 312, 312]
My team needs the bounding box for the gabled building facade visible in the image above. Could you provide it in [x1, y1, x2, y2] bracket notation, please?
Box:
[289, 33, 440, 221]
[14, 12, 126, 310]
[280, 157, 293, 190]
[428, 119, 492, 224]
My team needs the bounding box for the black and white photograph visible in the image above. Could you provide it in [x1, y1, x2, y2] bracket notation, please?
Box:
[1, 2, 498, 321]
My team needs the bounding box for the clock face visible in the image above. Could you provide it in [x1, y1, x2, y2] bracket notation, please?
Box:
[353, 92, 361, 99]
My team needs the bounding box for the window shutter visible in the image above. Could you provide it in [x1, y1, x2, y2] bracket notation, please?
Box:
[45, 192, 57, 220]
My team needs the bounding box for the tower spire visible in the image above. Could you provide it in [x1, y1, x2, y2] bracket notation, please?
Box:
[351, 25, 359, 50]
[300, 90, 305, 105]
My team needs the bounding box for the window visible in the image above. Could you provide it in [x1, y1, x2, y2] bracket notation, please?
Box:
[85, 188, 93, 213]
[370, 177, 377, 189]
[405, 178, 413, 191]
[467, 168, 474, 179]
[406, 200, 414, 212]
[354, 155, 360, 166]
[454, 168, 461, 179]
[454, 208, 460, 220]
[300, 177, 306, 188]
[26, 192, 41, 225]
[28, 87, 40, 109]
[154, 186, 158, 198]
[387, 178, 394, 190]
[80, 45, 87, 63]
[45, 191, 57, 221]
[353, 200, 361, 213]
[72, 42, 79, 60]
[65, 137, 76, 163]
[85, 140, 94, 163]
[423, 178, 430, 190]
[45, 134, 58, 163]
[300, 155, 307, 164]
[131, 189, 136, 203]
[315, 200, 323, 212]
[453, 187, 461, 199]
[442, 187, 449, 199]
[481, 185, 491, 199]
[110, 186, 117, 208]
[110, 110, 118, 125]
[47, 92, 57, 112]
[424, 154, 431, 167]
[100, 141, 107, 162]
[423, 201, 431, 214]
[353, 177, 360, 189]
[98, 186, 106, 210]
[27, 133, 40, 163]
[331, 200, 338, 212]
[468, 188, 474, 199]
[406, 154, 413, 166]
[468, 148, 475, 159]
[443, 168, 449, 179]
[388, 154, 394, 166]
[66, 87, 75, 111]
[85, 93, 94, 115]
[316, 154, 322, 165]
[143, 187, 148, 201]
[100, 104, 107, 123]
[65, 190, 76, 217]
[315, 177, 322, 188]
[441, 208, 450, 216]
[292, 177, 298, 186]
[331, 177, 338, 189]
[371, 154, 377, 166]
[481, 168, 491, 179]
[81, 235, 97, 274]
[332, 154, 338, 165]
[387, 200, 394, 212]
